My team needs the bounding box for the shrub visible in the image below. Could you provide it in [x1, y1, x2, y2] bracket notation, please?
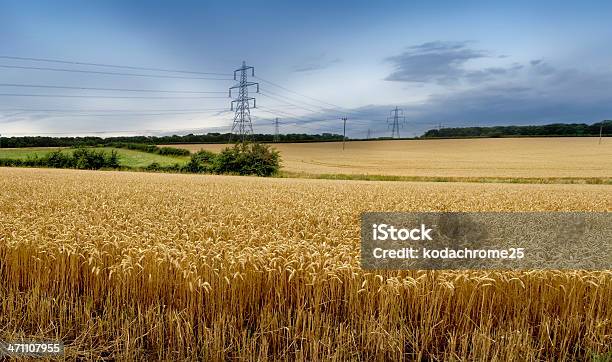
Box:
[145, 162, 182, 172]
[107, 142, 190, 156]
[145, 162, 161, 171]
[212, 143, 280, 176]
[0, 158, 23, 167]
[157, 147, 190, 156]
[0, 149, 119, 170]
[72, 148, 119, 169]
[184, 150, 217, 173]
[45, 150, 74, 168]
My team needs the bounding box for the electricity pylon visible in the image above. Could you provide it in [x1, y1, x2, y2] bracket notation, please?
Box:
[274, 118, 280, 142]
[229, 61, 259, 142]
[341, 117, 348, 150]
[387, 106, 406, 138]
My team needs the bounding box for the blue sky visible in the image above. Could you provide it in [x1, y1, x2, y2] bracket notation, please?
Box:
[1, 0, 611, 137]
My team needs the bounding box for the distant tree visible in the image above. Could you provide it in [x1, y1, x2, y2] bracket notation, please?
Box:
[422, 121, 611, 138]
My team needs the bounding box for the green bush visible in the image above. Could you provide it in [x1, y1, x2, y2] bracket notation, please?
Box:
[145, 162, 182, 172]
[145, 162, 161, 171]
[107, 142, 190, 156]
[45, 150, 73, 168]
[73, 148, 119, 169]
[0, 149, 119, 170]
[0, 158, 23, 167]
[184, 150, 217, 173]
[157, 146, 190, 156]
[212, 143, 280, 176]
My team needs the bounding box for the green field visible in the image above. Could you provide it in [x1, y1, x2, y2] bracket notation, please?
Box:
[0, 147, 189, 168]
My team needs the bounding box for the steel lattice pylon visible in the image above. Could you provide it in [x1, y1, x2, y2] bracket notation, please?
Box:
[273, 117, 280, 142]
[387, 106, 406, 138]
[229, 61, 259, 142]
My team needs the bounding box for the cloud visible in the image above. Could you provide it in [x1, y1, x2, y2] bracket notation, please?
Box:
[292, 56, 342, 73]
[528, 59, 556, 76]
[384, 41, 528, 85]
[384, 41, 489, 83]
[379, 70, 611, 133]
[293, 56, 612, 137]
[463, 64, 524, 83]
[530, 59, 542, 66]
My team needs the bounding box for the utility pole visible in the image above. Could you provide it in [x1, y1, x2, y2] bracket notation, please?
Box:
[366, 128, 371, 140]
[341, 117, 348, 150]
[229, 61, 259, 143]
[600, 123, 604, 145]
[274, 118, 280, 142]
[387, 106, 405, 138]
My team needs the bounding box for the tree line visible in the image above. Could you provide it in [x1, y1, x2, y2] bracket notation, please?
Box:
[0, 132, 344, 148]
[422, 121, 611, 138]
[3, 121, 610, 148]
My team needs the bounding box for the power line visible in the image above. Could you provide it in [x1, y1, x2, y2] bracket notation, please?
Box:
[0, 64, 233, 81]
[259, 92, 325, 115]
[0, 93, 227, 99]
[253, 113, 342, 135]
[259, 87, 334, 113]
[286, 123, 341, 133]
[256, 76, 409, 131]
[0, 107, 228, 113]
[259, 105, 382, 136]
[1, 110, 230, 119]
[257, 113, 347, 137]
[262, 106, 336, 126]
[0, 83, 226, 94]
[256, 78, 393, 123]
[0, 55, 231, 76]
[257, 105, 310, 119]
[270, 121, 342, 134]
[2, 125, 233, 136]
[257, 106, 332, 125]
[255, 75, 350, 113]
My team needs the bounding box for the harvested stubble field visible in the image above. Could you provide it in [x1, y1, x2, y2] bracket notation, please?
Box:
[168, 137, 612, 179]
[0, 167, 611, 360]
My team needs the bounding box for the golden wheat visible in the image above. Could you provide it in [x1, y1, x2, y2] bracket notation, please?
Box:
[168, 138, 612, 178]
[0, 167, 610, 360]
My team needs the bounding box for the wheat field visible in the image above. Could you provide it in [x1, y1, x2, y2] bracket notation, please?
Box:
[167, 138, 612, 178]
[1, 167, 611, 360]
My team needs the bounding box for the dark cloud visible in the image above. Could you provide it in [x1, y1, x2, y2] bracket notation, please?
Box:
[352, 41, 612, 136]
[529, 59, 556, 76]
[298, 58, 612, 137]
[384, 41, 530, 85]
[530, 59, 542, 66]
[384, 41, 489, 83]
[388, 74, 611, 134]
